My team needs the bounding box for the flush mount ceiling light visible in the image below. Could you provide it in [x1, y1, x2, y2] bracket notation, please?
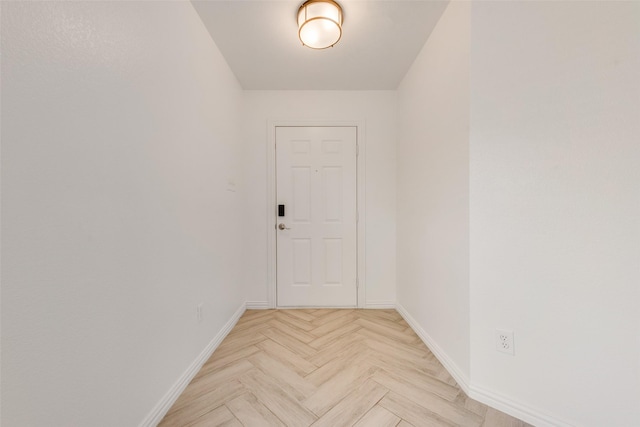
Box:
[297, 0, 343, 49]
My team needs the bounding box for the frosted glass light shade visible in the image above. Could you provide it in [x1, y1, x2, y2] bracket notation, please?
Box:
[297, 0, 343, 49]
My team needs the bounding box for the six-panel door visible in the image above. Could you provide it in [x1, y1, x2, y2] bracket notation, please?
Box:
[276, 126, 357, 307]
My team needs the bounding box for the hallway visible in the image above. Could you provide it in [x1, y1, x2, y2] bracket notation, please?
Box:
[3, 1, 638, 425]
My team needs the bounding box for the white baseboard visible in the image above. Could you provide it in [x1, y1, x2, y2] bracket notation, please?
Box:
[396, 303, 569, 427]
[468, 384, 573, 427]
[364, 300, 396, 309]
[138, 302, 246, 427]
[395, 303, 471, 392]
[246, 301, 270, 309]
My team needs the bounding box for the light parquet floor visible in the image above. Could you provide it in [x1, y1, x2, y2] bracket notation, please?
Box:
[159, 309, 532, 427]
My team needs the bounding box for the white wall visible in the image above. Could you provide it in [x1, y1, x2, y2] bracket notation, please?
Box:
[396, 1, 471, 382]
[469, 1, 640, 426]
[1, 2, 244, 426]
[397, 1, 640, 425]
[242, 91, 397, 307]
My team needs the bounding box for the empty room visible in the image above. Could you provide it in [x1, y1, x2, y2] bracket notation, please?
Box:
[1, 0, 638, 426]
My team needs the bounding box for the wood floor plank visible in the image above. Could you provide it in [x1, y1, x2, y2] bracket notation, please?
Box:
[304, 362, 378, 417]
[353, 404, 401, 427]
[224, 321, 269, 339]
[309, 313, 357, 337]
[238, 309, 276, 322]
[413, 341, 439, 362]
[311, 379, 388, 427]
[221, 327, 267, 344]
[172, 360, 255, 411]
[234, 313, 277, 332]
[367, 355, 460, 402]
[355, 310, 408, 331]
[248, 351, 317, 401]
[378, 392, 454, 427]
[436, 368, 459, 387]
[360, 335, 434, 365]
[373, 371, 483, 427]
[355, 317, 421, 345]
[356, 329, 428, 358]
[214, 330, 268, 358]
[256, 338, 318, 376]
[159, 380, 245, 427]
[359, 309, 403, 323]
[304, 341, 369, 387]
[366, 346, 442, 381]
[261, 327, 318, 358]
[225, 393, 286, 427]
[308, 321, 361, 349]
[274, 311, 317, 331]
[279, 309, 317, 322]
[239, 369, 317, 426]
[482, 407, 533, 427]
[268, 318, 318, 343]
[458, 395, 489, 418]
[187, 405, 241, 427]
[307, 332, 365, 367]
[310, 308, 354, 326]
[196, 345, 261, 378]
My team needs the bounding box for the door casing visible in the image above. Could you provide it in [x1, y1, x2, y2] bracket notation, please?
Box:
[267, 120, 366, 309]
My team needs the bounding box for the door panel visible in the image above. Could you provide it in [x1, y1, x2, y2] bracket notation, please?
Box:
[276, 126, 357, 307]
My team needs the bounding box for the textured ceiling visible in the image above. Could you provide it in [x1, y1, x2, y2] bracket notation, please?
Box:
[192, 1, 448, 90]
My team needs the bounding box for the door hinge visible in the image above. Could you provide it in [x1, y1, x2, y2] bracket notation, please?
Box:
[356, 278, 359, 289]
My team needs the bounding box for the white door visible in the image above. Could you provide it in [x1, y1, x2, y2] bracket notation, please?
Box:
[276, 126, 357, 307]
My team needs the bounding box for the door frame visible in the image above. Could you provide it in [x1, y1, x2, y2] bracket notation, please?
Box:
[267, 120, 366, 309]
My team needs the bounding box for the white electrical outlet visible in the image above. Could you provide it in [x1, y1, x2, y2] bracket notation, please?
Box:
[496, 329, 514, 355]
[226, 178, 236, 192]
[196, 304, 203, 323]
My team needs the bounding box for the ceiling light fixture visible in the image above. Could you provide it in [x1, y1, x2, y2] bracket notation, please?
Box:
[297, 0, 343, 49]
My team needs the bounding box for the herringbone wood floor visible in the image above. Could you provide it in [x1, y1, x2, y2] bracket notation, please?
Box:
[159, 309, 531, 427]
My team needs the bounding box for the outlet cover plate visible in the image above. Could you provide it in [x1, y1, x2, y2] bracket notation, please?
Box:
[496, 329, 514, 355]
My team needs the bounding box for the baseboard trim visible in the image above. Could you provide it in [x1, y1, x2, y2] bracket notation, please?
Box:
[468, 384, 573, 427]
[395, 303, 471, 393]
[364, 300, 396, 309]
[396, 303, 570, 427]
[138, 302, 246, 427]
[246, 301, 270, 309]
